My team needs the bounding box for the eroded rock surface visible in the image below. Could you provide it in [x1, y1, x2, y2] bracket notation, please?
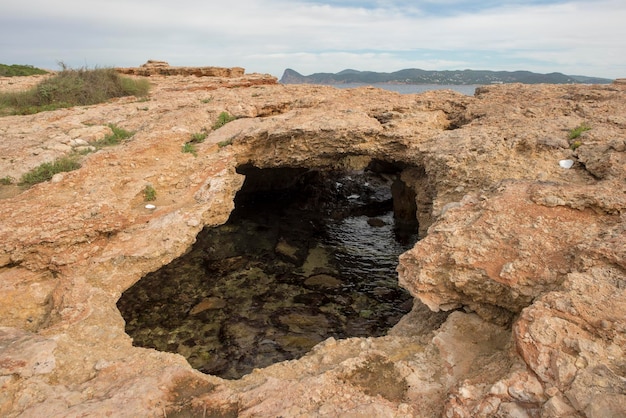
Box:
[116, 60, 248, 78]
[0, 68, 624, 417]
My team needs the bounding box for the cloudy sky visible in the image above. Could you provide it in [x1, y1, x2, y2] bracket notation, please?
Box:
[1, 0, 624, 79]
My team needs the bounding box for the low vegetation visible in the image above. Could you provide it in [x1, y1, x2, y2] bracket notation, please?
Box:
[144, 185, 157, 201]
[217, 138, 234, 148]
[212, 111, 237, 130]
[182, 142, 197, 156]
[19, 156, 81, 186]
[0, 176, 15, 185]
[0, 65, 150, 116]
[189, 131, 208, 143]
[0, 64, 48, 77]
[570, 140, 582, 150]
[568, 122, 591, 140]
[182, 130, 208, 157]
[93, 124, 135, 148]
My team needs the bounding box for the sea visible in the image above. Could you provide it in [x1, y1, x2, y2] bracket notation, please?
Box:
[325, 83, 480, 96]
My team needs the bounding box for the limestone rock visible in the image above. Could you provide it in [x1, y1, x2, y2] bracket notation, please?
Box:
[0, 328, 56, 378]
[117, 60, 247, 78]
[398, 181, 621, 323]
[0, 74, 624, 417]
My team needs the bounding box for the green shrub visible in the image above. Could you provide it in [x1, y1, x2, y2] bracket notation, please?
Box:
[0, 176, 14, 185]
[217, 138, 234, 148]
[143, 185, 157, 201]
[0, 66, 150, 116]
[189, 131, 207, 143]
[568, 122, 591, 140]
[182, 142, 197, 156]
[19, 156, 81, 186]
[0, 64, 48, 77]
[89, 123, 134, 148]
[212, 112, 236, 130]
[108, 124, 133, 143]
[181, 131, 208, 157]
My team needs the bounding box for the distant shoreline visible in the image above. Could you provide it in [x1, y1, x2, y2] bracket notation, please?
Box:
[280, 68, 614, 86]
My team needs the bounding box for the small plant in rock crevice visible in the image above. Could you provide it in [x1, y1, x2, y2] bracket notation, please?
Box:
[93, 124, 135, 148]
[212, 112, 237, 130]
[568, 122, 591, 140]
[189, 131, 208, 143]
[143, 184, 157, 201]
[181, 130, 208, 157]
[570, 140, 582, 150]
[182, 142, 197, 156]
[217, 137, 234, 148]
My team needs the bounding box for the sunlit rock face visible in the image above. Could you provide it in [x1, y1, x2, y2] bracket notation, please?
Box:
[0, 69, 625, 417]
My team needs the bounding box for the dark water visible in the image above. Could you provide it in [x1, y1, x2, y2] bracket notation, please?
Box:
[117, 171, 416, 379]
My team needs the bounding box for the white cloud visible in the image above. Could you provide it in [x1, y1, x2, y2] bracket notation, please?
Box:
[0, 0, 624, 78]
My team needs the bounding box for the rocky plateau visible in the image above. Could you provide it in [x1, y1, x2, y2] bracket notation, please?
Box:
[0, 63, 625, 417]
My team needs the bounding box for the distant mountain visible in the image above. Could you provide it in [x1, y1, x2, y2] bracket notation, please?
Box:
[280, 68, 613, 85]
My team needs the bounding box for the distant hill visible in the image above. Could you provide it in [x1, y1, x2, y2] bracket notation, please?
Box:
[280, 68, 613, 85]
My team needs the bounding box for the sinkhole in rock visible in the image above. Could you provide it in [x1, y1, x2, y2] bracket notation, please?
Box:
[117, 161, 420, 379]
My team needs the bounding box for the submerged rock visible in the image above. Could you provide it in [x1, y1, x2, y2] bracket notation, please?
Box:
[189, 297, 226, 315]
[304, 274, 343, 288]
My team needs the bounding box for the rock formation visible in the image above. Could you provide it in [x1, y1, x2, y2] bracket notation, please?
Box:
[0, 65, 625, 417]
[116, 60, 247, 78]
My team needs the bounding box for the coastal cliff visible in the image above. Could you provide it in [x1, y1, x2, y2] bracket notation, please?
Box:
[0, 64, 625, 417]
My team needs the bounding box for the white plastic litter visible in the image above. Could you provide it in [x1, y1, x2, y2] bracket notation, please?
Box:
[145, 204, 156, 210]
[559, 159, 574, 169]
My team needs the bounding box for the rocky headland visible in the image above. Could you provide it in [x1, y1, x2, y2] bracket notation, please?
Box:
[0, 63, 625, 417]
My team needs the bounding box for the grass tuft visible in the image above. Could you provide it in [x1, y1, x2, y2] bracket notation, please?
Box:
[568, 122, 591, 140]
[217, 138, 234, 148]
[181, 130, 208, 157]
[212, 112, 237, 130]
[182, 143, 197, 156]
[93, 124, 134, 147]
[189, 131, 208, 143]
[143, 185, 157, 201]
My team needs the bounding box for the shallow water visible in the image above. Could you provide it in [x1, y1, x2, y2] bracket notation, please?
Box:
[117, 171, 417, 379]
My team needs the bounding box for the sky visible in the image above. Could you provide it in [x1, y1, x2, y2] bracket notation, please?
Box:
[1, 0, 624, 79]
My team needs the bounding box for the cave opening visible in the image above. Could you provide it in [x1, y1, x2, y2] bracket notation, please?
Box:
[117, 160, 421, 379]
